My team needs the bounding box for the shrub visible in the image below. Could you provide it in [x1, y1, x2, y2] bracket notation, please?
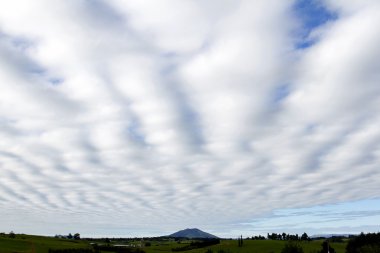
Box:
[281, 241, 304, 253]
[358, 245, 380, 253]
[9, 231, 16, 238]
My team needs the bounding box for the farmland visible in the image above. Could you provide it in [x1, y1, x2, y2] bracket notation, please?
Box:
[0, 234, 91, 253]
[0, 233, 348, 253]
[143, 239, 347, 253]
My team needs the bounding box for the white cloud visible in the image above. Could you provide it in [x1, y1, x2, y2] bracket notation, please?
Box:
[0, 0, 379, 237]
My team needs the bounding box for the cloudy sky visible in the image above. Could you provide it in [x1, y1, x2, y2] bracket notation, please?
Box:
[0, 0, 380, 238]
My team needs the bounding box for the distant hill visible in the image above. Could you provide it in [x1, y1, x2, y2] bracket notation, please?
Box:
[311, 234, 355, 238]
[169, 228, 219, 239]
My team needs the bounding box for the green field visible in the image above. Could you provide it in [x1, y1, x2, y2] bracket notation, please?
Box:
[0, 234, 348, 253]
[0, 234, 91, 253]
[144, 240, 347, 253]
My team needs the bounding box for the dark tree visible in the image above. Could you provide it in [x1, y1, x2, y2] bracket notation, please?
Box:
[74, 233, 80, 240]
[237, 235, 243, 247]
[347, 232, 380, 253]
[301, 233, 309, 241]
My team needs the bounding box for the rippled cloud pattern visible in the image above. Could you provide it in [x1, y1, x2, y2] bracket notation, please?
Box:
[0, 0, 380, 237]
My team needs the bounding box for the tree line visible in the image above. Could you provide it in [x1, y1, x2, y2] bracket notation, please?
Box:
[267, 232, 310, 241]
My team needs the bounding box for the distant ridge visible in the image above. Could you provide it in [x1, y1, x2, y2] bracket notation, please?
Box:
[169, 228, 219, 239]
[310, 234, 355, 238]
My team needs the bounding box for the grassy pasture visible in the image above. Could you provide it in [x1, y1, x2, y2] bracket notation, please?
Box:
[0, 234, 91, 253]
[0, 234, 348, 253]
[143, 239, 347, 253]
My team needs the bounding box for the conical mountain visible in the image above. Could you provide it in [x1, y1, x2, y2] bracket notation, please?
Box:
[169, 228, 219, 239]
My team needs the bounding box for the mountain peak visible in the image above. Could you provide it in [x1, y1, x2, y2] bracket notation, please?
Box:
[169, 228, 218, 239]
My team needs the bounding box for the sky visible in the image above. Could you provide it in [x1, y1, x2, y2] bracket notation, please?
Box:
[0, 0, 380, 238]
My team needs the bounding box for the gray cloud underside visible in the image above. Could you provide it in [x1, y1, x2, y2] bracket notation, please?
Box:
[0, 0, 380, 236]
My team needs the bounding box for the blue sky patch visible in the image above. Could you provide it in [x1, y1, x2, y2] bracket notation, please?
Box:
[293, 0, 337, 49]
[273, 84, 291, 104]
